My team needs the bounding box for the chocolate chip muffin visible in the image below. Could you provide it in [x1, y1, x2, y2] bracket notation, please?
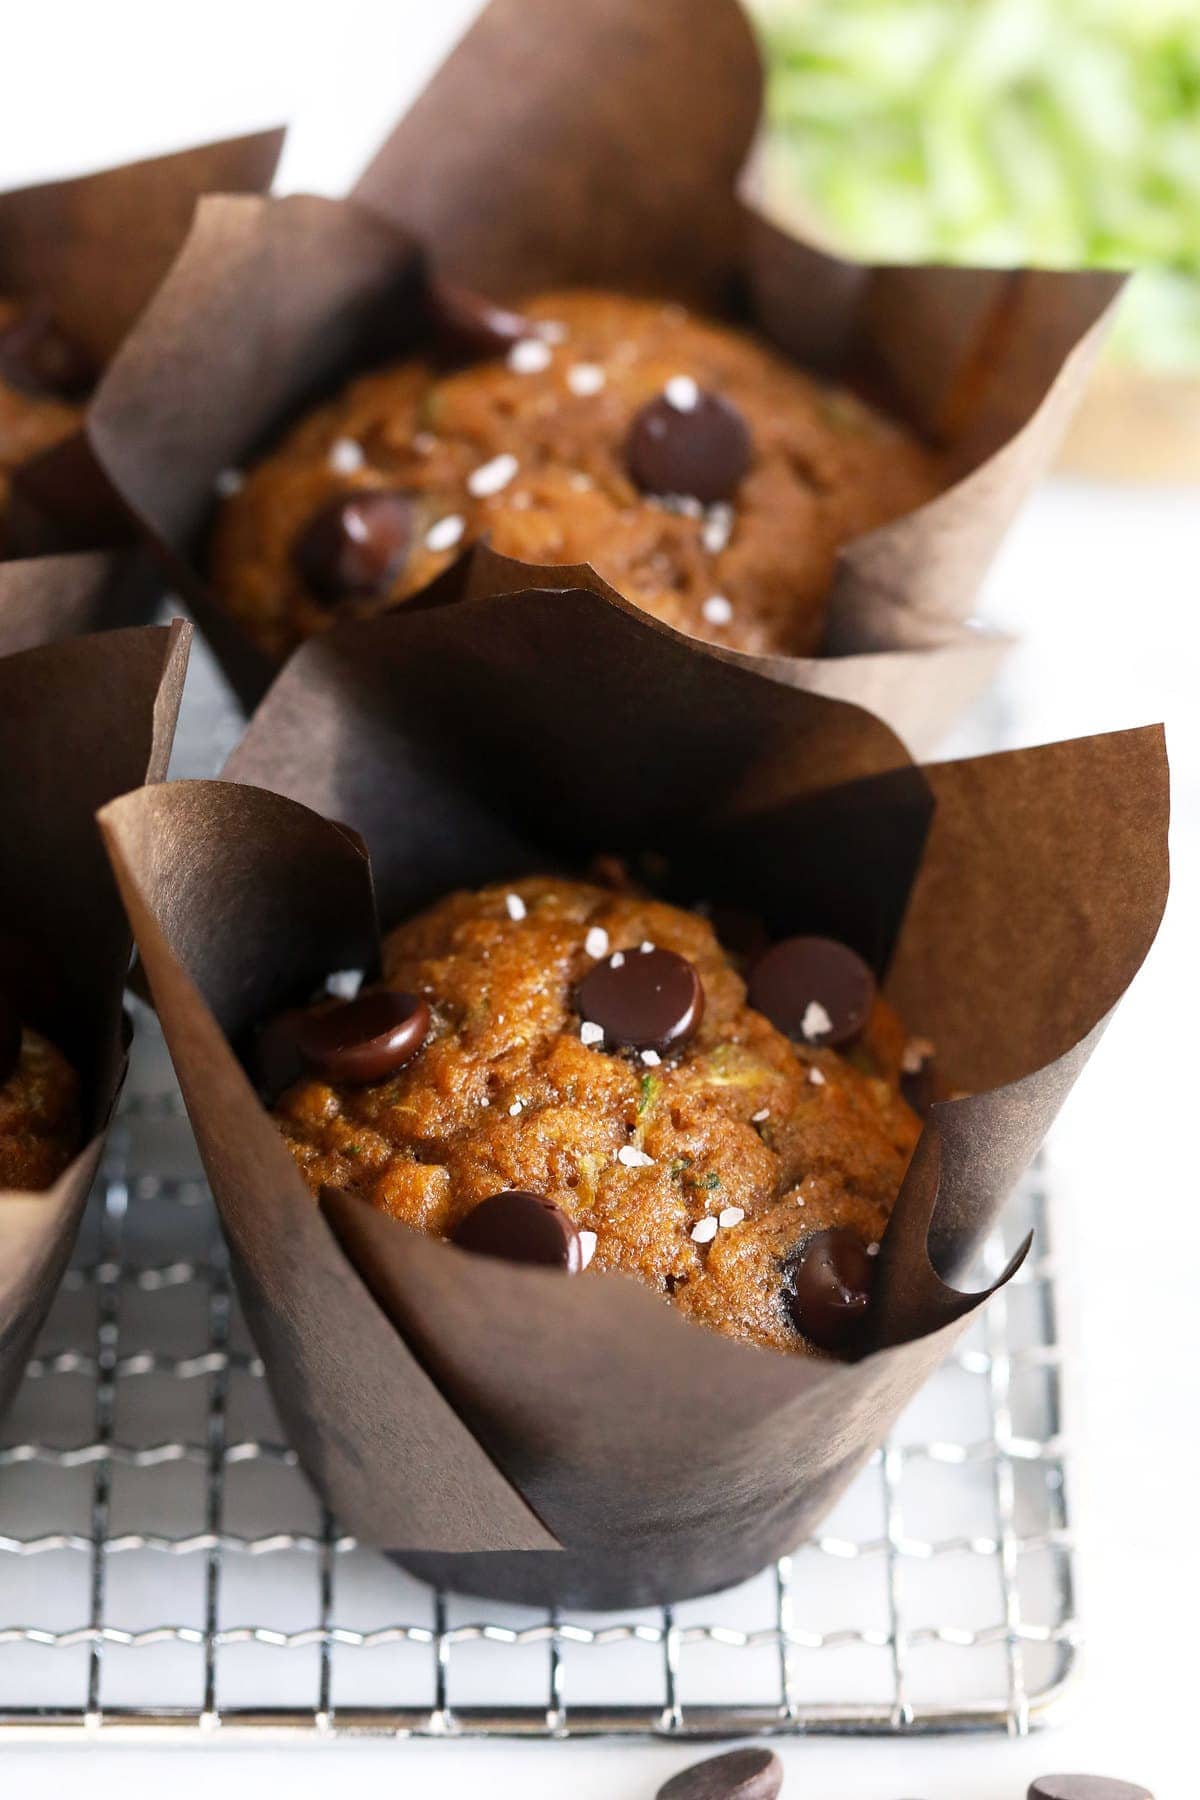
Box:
[266, 876, 929, 1356]
[0, 301, 91, 551]
[0, 991, 81, 1189]
[211, 287, 943, 662]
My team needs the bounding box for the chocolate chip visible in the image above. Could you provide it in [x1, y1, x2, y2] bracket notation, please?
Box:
[0, 992, 22, 1086]
[626, 385, 751, 504]
[748, 936, 875, 1048]
[294, 991, 430, 1085]
[785, 1226, 875, 1353]
[657, 1746, 783, 1800]
[424, 272, 535, 359]
[451, 1191, 584, 1272]
[1030, 1780, 1154, 1800]
[0, 303, 94, 398]
[577, 946, 704, 1053]
[292, 490, 416, 603]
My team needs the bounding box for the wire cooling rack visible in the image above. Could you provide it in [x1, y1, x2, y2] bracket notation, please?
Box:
[0, 1006, 1078, 1741]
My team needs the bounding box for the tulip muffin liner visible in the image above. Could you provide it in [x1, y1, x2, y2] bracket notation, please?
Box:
[1, 128, 283, 553]
[82, 0, 1117, 749]
[0, 620, 189, 1421]
[97, 586, 1167, 1608]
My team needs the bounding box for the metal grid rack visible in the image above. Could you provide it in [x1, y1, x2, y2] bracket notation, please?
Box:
[0, 1010, 1078, 1741]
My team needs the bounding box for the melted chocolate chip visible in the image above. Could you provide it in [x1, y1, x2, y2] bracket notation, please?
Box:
[748, 936, 875, 1048]
[425, 272, 533, 359]
[0, 304, 94, 398]
[577, 946, 704, 1053]
[0, 992, 22, 1086]
[294, 991, 430, 1085]
[785, 1227, 875, 1354]
[626, 385, 751, 503]
[657, 1746, 783, 1800]
[292, 490, 416, 603]
[1029, 1781, 1154, 1800]
[451, 1191, 583, 1272]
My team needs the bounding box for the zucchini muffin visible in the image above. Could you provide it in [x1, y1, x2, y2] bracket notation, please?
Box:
[211, 288, 943, 662]
[266, 876, 929, 1357]
[0, 300, 90, 553]
[0, 991, 80, 1189]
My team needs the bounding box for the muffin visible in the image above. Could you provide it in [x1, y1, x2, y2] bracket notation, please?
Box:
[265, 875, 932, 1356]
[211, 288, 943, 662]
[0, 300, 91, 552]
[0, 988, 80, 1189]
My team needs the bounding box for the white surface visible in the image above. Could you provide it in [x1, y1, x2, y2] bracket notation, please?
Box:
[5, 0, 1199, 1792]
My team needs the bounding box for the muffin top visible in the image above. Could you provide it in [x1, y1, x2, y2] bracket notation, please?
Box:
[211, 288, 942, 663]
[0, 299, 89, 549]
[269, 875, 924, 1355]
[0, 992, 81, 1189]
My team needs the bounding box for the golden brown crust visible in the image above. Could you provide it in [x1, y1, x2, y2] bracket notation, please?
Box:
[0, 1025, 81, 1190]
[0, 299, 82, 552]
[273, 877, 921, 1354]
[211, 290, 942, 661]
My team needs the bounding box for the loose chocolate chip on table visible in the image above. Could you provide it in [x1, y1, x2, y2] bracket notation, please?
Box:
[425, 272, 534, 359]
[0, 993, 21, 1087]
[577, 946, 704, 1053]
[0, 304, 93, 397]
[626, 385, 752, 504]
[657, 1745, 783, 1800]
[1030, 1779, 1154, 1800]
[747, 935, 875, 1048]
[785, 1226, 875, 1354]
[292, 490, 417, 602]
[294, 991, 430, 1085]
[451, 1191, 584, 1272]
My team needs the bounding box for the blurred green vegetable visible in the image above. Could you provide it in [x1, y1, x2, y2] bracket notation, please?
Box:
[753, 0, 1200, 369]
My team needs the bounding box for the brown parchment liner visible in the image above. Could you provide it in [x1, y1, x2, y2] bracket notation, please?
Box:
[0, 621, 190, 1421]
[82, 0, 1118, 748]
[1, 128, 283, 556]
[98, 588, 1167, 1608]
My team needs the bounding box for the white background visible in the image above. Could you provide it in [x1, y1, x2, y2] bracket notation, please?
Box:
[4, 2, 1198, 1794]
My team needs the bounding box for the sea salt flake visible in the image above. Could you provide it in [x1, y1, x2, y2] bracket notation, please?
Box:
[425, 514, 465, 553]
[640, 1050, 661, 1067]
[618, 1145, 654, 1169]
[537, 319, 567, 344]
[325, 969, 364, 999]
[801, 1000, 833, 1042]
[580, 1021, 604, 1047]
[665, 374, 700, 412]
[866, 1242, 881, 1257]
[508, 338, 552, 374]
[328, 437, 365, 474]
[610, 951, 625, 968]
[808, 1067, 827, 1086]
[214, 467, 244, 497]
[578, 1230, 597, 1270]
[584, 926, 609, 959]
[717, 1206, 745, 1230]
[691, 1216, 718, 1244]
[567, 363, 606, 396]
[344, 510, 370, 543]
[468, 452, 519, 496]
[702, 595, 733, 627]
[568, 472, 594, 491]
[751, 1108, 769, 1123]
[504, 892, 527, 921]
[701, 503, 734, 554]
[901, 1035, 935, 1074]
[508, 1100, 523, 1116]
[640, 941, 655, 953]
